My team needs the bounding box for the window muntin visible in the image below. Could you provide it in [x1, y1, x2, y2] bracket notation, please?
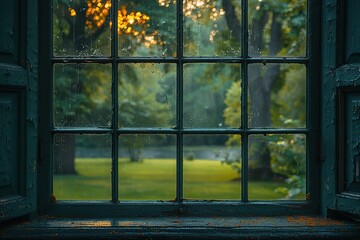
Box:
[51, 0, 309, 204]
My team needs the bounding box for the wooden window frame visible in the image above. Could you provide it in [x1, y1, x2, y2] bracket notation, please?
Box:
[37, 0, 321, 218]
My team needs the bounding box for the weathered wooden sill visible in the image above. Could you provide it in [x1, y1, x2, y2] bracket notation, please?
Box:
[1, 215, 359, 239]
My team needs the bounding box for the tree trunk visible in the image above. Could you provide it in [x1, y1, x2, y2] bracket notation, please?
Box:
[248, 13, 282, 180]
[128, 145, 142, 162]
[53, 135, 77, 174]
[248, 64, 277, 180]
[222, 1, 283, 180]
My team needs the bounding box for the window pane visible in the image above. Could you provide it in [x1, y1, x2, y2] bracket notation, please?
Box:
[52, 0, 111, 56]
[53, 64, 112, 127]
[184, 0, 241, 56]
[118, 0, 177, 57]
[248, 134, 306, 200]
[248, 0, 307, 57]
[248, 64, 306, 128]
[184, 63, 241, 128]
[53, 134, 112, 200]
[183, 134, 241, 200]
[118, 63, 176, 128]
[119, 134, 176, 200]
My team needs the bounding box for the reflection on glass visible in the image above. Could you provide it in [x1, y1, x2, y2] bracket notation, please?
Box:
[184, 63, 241, 128]
[183, 134, 241, 200]
[118, 134, 176, 200]
[248, 0, 307, 57]
[53, 64, 112, 127]
[118, 63, 176, 128]
[53, 134, 112, 200]
[184, 0, 241, 56]
[52, 0, 111, 56]
[248, 134, 306, 200]
[248, 64, 306, 128]
[118, 0, 176, 57]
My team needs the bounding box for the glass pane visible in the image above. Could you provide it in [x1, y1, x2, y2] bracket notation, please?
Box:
[248, 64, 306, 128]
[53, 134, 112, 200]
[184, 0, 241, 56]
[183, 134, 241, 200]
[118, 63, 176, 128]
[119, 134, 176, 200]
[53, 64, 112, 127]
[184, 63, 241, 128]
[52, 0, 111, 56]
[118, 0, 177, 57]
[248, 0, 307, 57]
[248, 134, 306, 200]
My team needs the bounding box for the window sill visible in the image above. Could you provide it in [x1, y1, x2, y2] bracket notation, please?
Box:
[1, 215, 359, 239]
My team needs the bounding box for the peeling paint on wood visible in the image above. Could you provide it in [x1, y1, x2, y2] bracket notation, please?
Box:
[322, 0, 338, 217]
[336, 64, 360, 87]
[323, 0, 360, 217]
[0, 0, 38, 222]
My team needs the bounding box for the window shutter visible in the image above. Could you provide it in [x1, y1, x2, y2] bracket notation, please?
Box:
[0, 0, 37, 222]
[323, 0, 360, 217]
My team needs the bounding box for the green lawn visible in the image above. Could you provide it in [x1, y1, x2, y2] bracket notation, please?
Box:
[53, 158, 290, 201]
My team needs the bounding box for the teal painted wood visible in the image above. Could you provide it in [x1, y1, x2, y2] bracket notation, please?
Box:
[0, 1, 19, 64]
[336, 64, 360, 87]
[343, 92, 360, 190]
[321, 0, 340, 217]
[0, 90, 23, 197]
[0, 0, 38, 222]
[1, 216, 359, 239]
[110, 0, 119, 204]
[37, 0, 52, 215]
[335, 67, 360, 216]
[307, 0, 322, 213]
[346, 0, 360, 63]
[175, 0, 185, 203]
[240, 0, 249, 203]
[48, 201, 312, 218]
[322, 0, 360, 217]
[25, 0, 38, 220]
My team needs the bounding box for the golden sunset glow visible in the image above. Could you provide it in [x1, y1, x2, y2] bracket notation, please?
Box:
[68, 0, 224, 46]
[68, 0, 160, 47]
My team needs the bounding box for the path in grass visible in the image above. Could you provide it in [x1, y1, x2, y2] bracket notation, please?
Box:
[53, 158, 286, 200]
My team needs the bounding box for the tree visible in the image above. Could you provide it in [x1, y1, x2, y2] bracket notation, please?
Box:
[222, 0, 307, 180]
[53, 0, 176, 172]
[53, 64, 112, 173]
[118, 63, 175, 161]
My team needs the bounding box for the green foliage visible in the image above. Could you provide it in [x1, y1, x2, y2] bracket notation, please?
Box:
[53, 64, 112, 126]
[275, 175, 306, 199]
[269, 134, 306, 199]
[223, 80, 241, 147]
[183, 63, 240, 133]
[186, 152, 196, 161]
[223, 0, 307, 197]
[269, 134, 306, 176]
[118, 64, 173, 128]
[249, 0, 307, 56]
[221, 158, 241, 177]
[271, 65, 306, 128]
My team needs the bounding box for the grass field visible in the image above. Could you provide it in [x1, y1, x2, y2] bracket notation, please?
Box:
[53, 158, 290, 201]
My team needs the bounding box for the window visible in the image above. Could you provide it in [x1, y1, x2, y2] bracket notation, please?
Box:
[2, 0, 360, 238]
[46, 0, 317, 213]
